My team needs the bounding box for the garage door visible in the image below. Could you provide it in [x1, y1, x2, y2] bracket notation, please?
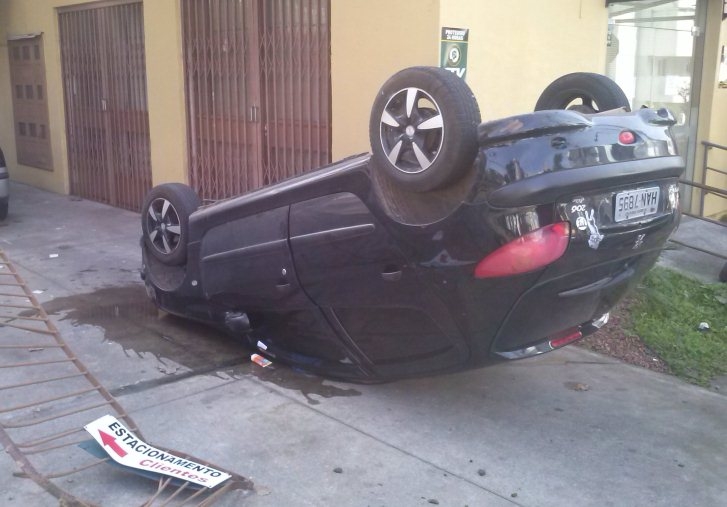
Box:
[59, 0, 152, 211]
[182, 0, 331, 201]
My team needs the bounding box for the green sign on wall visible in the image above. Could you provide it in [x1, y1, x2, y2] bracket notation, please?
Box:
[440, 27, 469, 80]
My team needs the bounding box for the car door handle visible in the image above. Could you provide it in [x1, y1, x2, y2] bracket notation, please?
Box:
[381, 269, 402, 282]
[276, 282, 291, 292]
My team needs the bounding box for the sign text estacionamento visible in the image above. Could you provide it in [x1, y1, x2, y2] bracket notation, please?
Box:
[85, 415, 231, 488]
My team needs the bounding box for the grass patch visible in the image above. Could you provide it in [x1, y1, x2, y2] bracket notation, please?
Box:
[630, 267, 727, 386]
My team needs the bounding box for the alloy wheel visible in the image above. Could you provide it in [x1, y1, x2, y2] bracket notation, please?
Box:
[379, 87, 444, 174]
[146, 198, 182, 255]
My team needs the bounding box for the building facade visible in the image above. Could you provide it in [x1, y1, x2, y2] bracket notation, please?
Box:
[0, 0, 725, 216]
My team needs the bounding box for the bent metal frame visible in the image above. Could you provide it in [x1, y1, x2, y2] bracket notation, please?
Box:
[0, 249, 253, 506]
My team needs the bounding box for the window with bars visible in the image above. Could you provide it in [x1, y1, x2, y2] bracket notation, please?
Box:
[7, 34, 53, 170]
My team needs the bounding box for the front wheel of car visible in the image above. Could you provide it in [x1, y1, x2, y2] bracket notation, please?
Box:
[369, 66, 481, 192]
[141, 183, 200, 266]
[534, 72, 631, 113]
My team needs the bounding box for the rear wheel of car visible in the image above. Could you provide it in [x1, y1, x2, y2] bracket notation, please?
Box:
[534, 72, 631, 113]
[369, 66, 481, 192]
[141, 183, 200, 266]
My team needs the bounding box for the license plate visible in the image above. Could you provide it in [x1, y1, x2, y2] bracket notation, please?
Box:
[614, 187, 660, 222]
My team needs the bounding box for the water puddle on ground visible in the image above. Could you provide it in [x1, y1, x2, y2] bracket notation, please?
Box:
[40, 284, 361, 404]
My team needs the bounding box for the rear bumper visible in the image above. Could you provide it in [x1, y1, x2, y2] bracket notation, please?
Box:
[487, 156, 683, 208]
[489, 183, 678, 358]
[495, 312, 610, 360]
[438, 163, 680, 366]
[491, 248, 662, 356]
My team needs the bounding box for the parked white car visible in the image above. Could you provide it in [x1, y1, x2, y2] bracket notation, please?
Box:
[0, 148, 8, 220]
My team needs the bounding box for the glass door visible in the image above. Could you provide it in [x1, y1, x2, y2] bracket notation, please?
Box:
[606, 0, 707, 190]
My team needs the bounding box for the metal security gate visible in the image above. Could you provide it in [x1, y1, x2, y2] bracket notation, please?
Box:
[259, 0, 331, 187]
[59, 0, 152, 211]
[0, 249, 253, 505]
[183, 0, 331, 201]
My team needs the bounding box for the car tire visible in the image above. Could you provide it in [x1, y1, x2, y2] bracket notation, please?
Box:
[534, 72, 631, 113]
[0, 198, 7, 221]
[141, 183, 200, 266]
[369, 66, 481, 192]
[720, 262, 727, 283]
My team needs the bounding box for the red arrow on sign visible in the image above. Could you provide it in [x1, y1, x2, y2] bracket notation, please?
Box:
[99, 430, 127, 458]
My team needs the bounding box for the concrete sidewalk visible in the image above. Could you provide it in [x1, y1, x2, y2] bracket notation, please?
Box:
[659, 214, 727, 282]
[1, 182, 726, 507]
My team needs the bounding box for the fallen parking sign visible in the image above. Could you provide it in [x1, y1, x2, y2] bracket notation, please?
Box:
[84, 415, 231, 488]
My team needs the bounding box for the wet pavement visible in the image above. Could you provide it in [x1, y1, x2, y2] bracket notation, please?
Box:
[34, 283, 363, 405]
[40, 285, 247, 378]
[2, 181, 727, 507]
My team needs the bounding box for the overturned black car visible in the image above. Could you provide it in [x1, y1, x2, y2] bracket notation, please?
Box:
[141, 67, 682, 381]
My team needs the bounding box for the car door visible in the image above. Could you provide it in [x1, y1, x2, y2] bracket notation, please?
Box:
[289, 192, 467, 375]
[199, 205, 310, 311]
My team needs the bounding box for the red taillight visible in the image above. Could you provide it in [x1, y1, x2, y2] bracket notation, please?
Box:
[474, 222, 571, 278]
[618, 130, 636, 144]
[549, 328, 583, 349]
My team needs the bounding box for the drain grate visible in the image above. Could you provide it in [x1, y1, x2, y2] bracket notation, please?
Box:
[0, 249, 253, 506]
